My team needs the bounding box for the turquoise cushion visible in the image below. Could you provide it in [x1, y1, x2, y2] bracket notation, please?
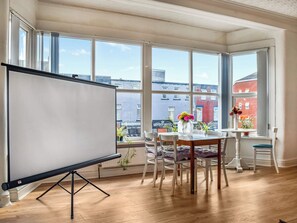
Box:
[253, 144, 272, 149]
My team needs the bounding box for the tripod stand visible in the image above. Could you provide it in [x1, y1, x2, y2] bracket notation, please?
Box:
[36, 170, 109, 219]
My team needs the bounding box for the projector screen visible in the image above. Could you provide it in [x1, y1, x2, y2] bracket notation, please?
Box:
[2, 64, 120, 190]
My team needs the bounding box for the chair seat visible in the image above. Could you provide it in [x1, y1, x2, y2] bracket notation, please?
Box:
[163, 147, 190, 161]
[147, 147, 162, 156]
[253, 144, 273, 149]
[194, 148, 218, 158]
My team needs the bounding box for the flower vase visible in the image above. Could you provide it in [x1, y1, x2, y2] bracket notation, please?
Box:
[233, 115, 238, 130]
[178, 120, 193, 135]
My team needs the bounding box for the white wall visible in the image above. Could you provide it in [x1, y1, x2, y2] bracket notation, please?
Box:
[0, 0, 10, 208]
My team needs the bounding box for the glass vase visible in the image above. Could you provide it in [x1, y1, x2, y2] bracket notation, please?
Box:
[178, 120, 193, 135]
[233, 115, 238, 130]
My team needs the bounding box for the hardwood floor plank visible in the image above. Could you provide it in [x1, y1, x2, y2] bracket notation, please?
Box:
[0, 167, 297, 222]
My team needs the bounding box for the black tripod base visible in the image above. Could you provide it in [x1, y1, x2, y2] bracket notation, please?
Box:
[36, 170, 109, 219]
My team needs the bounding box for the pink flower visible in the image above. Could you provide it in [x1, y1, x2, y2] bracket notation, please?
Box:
[184, 116, 189, 121]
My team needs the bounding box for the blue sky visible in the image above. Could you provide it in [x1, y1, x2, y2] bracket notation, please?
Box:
[45, 37, 257, 84]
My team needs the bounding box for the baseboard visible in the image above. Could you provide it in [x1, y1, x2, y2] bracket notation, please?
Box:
[9, 182, 41, 202]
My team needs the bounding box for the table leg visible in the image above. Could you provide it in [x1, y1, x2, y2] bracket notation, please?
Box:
[217, 139, 221, 189]
[225, 132, 249, 172]
[190, 142, 195, 194]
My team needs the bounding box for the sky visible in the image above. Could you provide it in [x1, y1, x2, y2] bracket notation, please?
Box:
[43, 36, 257, 84]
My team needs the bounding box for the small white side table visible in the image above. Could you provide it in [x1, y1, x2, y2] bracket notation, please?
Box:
[221, 129, 256, 173]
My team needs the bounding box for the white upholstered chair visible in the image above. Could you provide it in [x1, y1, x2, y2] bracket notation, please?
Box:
[252, 127, 279, 173]
[141, 131, 163, 187]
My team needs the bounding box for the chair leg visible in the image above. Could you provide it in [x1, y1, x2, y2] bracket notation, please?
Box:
[141, 158, 148, 184]
[180, 165, 183, 185]
[253, 149, 256, 173]
[194, 162, 197, 192]
[205, 160, 210, 190]
[209, 164, 213, 182]
[172, 164, 177, 196]
[222, 157, 229, 186]
[152, 161, 158, 187]
[159, 162, 165, 190]
[272, 148, 280, 174]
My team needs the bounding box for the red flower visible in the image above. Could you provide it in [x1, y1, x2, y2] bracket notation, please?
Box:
[230, 106, 242, 116]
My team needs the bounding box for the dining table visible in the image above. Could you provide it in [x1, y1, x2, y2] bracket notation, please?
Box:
[159, 132, 223, 194]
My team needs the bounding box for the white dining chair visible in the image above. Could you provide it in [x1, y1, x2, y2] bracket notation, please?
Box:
[141, 131, 163, 187]
[195, 131, 229, 189]
[158, 134, 194, 196]
[252, 127, 279, 173]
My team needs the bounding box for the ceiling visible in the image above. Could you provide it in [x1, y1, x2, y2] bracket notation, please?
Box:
[38, 0, 297, 33]
[222, 0, 297, 19]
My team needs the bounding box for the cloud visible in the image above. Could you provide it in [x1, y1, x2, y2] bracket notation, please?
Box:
[194, 72, 209, 79]
[60, 48, 66, 53]
[106, 43, 131, 52]
[71, 49, 90, 56]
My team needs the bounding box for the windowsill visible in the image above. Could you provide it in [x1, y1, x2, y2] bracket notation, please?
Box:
[117, 140, 145, 148]
[117, 134, 272, 148]
[240, 135, 271, 140]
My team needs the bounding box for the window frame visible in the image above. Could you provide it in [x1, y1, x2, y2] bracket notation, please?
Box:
[229, 49, 268, 135]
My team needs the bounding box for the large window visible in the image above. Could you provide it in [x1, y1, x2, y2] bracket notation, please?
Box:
[95, 41, 142, 137]
[34, 30, 273, 138]
[152, 48, 219, 131]
[231, 52, 258, 130]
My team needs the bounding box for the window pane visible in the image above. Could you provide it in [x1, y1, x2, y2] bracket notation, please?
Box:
[117, 93, 141, 137]
[152, 47, 189, 91]
[193, 95, 218, 129]
[193, 52, 219, 91]
[59, 36, 91, 80]
[235, 97, 257, 128]
[152, 93, 190, 132]
[95, 41, 142, 89]
[43, 34, 51, 72]
[232, 53, 257, 93]
[19, 28, 27, 67]
[36, 33, 51, 72]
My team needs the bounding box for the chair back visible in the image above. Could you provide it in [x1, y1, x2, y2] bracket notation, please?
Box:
[159, 134, 179, 161]
[207, 131, 228, 156]
[144, 131, 158, 156]
[272, 127, 278, 150]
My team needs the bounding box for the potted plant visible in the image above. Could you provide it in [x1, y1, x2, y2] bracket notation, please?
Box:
[239, 115, 253, 136]
[117, 125, 127, 142]
[198, 121, 212, 136]
[117, 138, 136, 170]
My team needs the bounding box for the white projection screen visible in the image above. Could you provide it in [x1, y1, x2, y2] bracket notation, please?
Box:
[2, 64, 120, 190]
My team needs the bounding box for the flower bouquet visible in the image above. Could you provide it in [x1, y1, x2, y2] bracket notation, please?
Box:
[239, 115, 253, 129]
[177, 111, 194, 134]
[230, 106, 242, 130]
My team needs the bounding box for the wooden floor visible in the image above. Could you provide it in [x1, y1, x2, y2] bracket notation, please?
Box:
[1, 167, 297, 223]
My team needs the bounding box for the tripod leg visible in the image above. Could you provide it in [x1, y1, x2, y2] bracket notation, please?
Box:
[36, 172, 71, 200]
[71, 171, 74, 219]
[75, 171, 110, 196]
